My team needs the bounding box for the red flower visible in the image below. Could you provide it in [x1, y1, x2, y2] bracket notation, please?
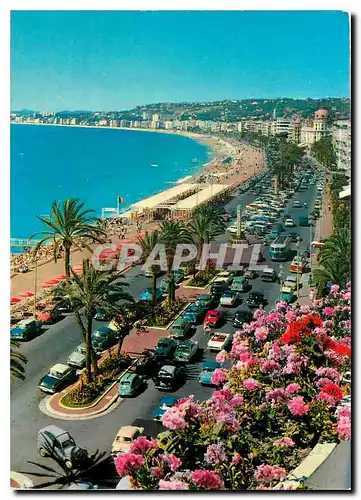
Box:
[279, 315, 322, 345]
[324, 337, 351, 358]
[320, 382, 344, 402]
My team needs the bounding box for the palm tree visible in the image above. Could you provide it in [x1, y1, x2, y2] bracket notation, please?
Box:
[313, 258, 350, 298]
[188, 207, 225, 276]
[158, 220, 192, 305]
[56, 259, 133, 382]
[31, 199, 106, 278]
[137, 230, 162, 305]
[10, 339, 27, 383]
[318, 228, 351, 266]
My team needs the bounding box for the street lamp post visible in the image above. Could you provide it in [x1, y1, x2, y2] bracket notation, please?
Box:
[279, 264, 284, 302]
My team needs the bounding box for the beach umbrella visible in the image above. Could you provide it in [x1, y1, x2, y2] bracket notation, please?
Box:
[55, 274, 67, 280]
[41, 282, 56, 288]
[72, 265, 83, 272]
[11, 297, 22, 304]
[46, 278, 61, 284]
[18, 290, 34, 298]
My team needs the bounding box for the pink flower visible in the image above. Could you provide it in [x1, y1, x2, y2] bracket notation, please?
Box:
[243, 378, 260, 391]
[336, 406, 351, 419]
[260, 359, 281, 373]
[300, 305, 311, 314]
[232, 453, 242, 464]
[161, 407, 188, 430]
[337, 416, 351, 440]
[192, 469, 224, 490]
[285, 310, 297, 322]
[330, 284, 340, 294]
[130, 436, 158, 454]
[315, 367, 341, 382]
[162, 453, 182, 472]
[276, 300, 287, 311]
[256, 485, 273, 490]
[255, 326, 269, 342]
[253, 309, 265, 319]
[211, 368, 228, 386]
[215, 350, 227, 363]
[254, 464, 287, 483]
[316, 391, 337, 405]
[159, 480, 189, 490]
[323, 307, 335, 317]
[205, 443, 227, 464]
[315, 377, 334, 389]
[286, 383, 301, 395]
[265, 388, 287, 403]
[273, 436, 295, 447]
[343, 291, 351, 301]
[287, 396, 310, 416]
[114, 453, 144, 477]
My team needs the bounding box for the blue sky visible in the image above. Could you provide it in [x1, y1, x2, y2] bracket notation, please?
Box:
[10, 10, 350, 111]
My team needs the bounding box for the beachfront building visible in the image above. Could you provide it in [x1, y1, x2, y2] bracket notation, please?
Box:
[164, 121, 174, 130]
[331, 120, 351, 176]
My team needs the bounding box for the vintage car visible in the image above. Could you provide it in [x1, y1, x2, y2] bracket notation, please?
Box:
[246, 291, 266, 308]
[154, 364, 185, 391]
[38, 363, 77, 394]
[111, 425, 144, 455]
[207, 332, 232, 352]
[173, 339, 199, 363]
[199, 361, 224, 386]
[153, 337, 176, 360]
[220, 290, 239, 307]
[203, 309, 222, 328]
[91, 327, 118, 354]
[233, 310, 253, 328]
[67, 343, 88, 369]
[118, 373, 146, 397]
[153, 396, 180, 422]
[11, 318, 42, 341]
[37, 426, 88, 469]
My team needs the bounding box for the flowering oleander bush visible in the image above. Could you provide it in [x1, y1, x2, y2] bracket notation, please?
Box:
[115, 285, 351, 490]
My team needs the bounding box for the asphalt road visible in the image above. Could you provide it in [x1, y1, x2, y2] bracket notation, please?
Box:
[10, 176, 319, 476]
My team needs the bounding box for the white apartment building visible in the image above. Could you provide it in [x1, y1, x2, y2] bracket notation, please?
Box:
[164, 121, 174, 130]
[332, 120, 351, 176]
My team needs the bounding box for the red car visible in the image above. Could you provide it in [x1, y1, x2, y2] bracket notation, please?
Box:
[204, 309, 222, 327]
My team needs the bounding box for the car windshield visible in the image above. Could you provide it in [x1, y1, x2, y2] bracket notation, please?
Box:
[121, 381, 131, 385]
[204, 367, 215, 373]
[158, 340, 168, 348]
[117, 436, 132, 442]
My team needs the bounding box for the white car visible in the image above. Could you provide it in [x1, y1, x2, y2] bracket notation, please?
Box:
[111, 425, 144, 455]
[68, 343, 87, 368]
[214, 271, 233, 286]
[207, 332, 232, 352]
[220, 290, 239, 307]
[226, 225, 238, 234]
[293, 201, 301, 208]
[284, 219, 295, 227]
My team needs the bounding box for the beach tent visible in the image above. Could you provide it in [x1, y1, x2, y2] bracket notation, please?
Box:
[11, 297, 22, 304]
[55, 274, 67, 280]
[18, 290, 34, 298]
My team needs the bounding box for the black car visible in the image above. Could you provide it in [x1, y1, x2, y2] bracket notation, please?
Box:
[154, 364, 185, 391]
[132, 354, 160, 377]
[233, 310, 253, 328]
[288, 232, 300, 242]
[91, 327, 118, 354]
[210, 281, 228, 297]
[246, 292, 266, 308]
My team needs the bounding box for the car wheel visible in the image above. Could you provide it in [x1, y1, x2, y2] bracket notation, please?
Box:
[39, 447, 47, 457]
[65, 460, 73, 469]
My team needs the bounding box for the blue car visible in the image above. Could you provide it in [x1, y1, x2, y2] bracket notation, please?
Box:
[153, 395, 180, 421]
[139, 287, 163, 303]
[199, 360, 224, 386]
[181, 303, 205, 324]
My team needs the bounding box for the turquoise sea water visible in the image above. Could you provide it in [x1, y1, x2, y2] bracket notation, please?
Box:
[10, 124, 210, 241]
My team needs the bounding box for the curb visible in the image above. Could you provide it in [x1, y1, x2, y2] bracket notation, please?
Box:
[11, 471, 34, 489]
[40, 393, 122, 421]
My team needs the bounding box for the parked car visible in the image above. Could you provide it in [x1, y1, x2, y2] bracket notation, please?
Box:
[243, 269, 255, 280]
[173, 339, 199, 363]
[210, 281, 228, 297]
[261, 267, 276, 282]
[37, 426, 88, 469]
[11, 318, 42, 341]
[196, 293, 218, 310]
[290, 257, 305, 274]
[93, 308, 110, 321]
[119, 373, 146, 397]
[233, 310, 253, 328]
[169, 317, 193, 339]
[213, 270, 233, 286]
[207, 332, 232, 352]
[153, 396, 179, 421]
[38, 306, 62, 325]
[283, 275, 298, 292]
[131, 354, 160, 377]
[111, 425, 144, 455]
[38, 364, 77, 394]
[68, 343, 88, 369]
[280, 286, 297, 304]
[203, 309, 222, 327]
[154, 337, 176, 359]
[181, 303, 205, 324]
[220, 290, 239, 307]
[199, 361, 224, 386]
[246, 291, 266, 308]
[154, 364, 185, 391]
[231, 276, 248, 292]
[139, 287, 163, 303]
[91, 327, 118, 354]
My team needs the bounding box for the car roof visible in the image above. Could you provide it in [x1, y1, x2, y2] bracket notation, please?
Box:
[262, 267, 274, 273]
[202, 360, 221, 369]
[250, 291, 263, 296]
[159, 365, 176, 375]
[97, 326, 112, 334]
[159, 395, 179, 405]
[50, 363, 69, 374]
[207, 309, 219, 314]
[120, 373, 137, 382]
[39, 425, 69, 438]
[117, 426, 141, 438]
[18, 318, 35, 325]
[173, 317, 187, 325]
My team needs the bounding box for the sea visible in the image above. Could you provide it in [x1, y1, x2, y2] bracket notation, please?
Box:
[10, 124, 211, 251]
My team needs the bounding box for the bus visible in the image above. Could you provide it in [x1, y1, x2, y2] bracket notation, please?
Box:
[269, 235, 292, 261]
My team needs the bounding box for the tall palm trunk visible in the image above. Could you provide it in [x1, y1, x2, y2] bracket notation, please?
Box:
[85, 315, 93, 383]
[166, 252, 176, 305]
[151, 271, 158, 306]
[64, 244, 71, 278]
